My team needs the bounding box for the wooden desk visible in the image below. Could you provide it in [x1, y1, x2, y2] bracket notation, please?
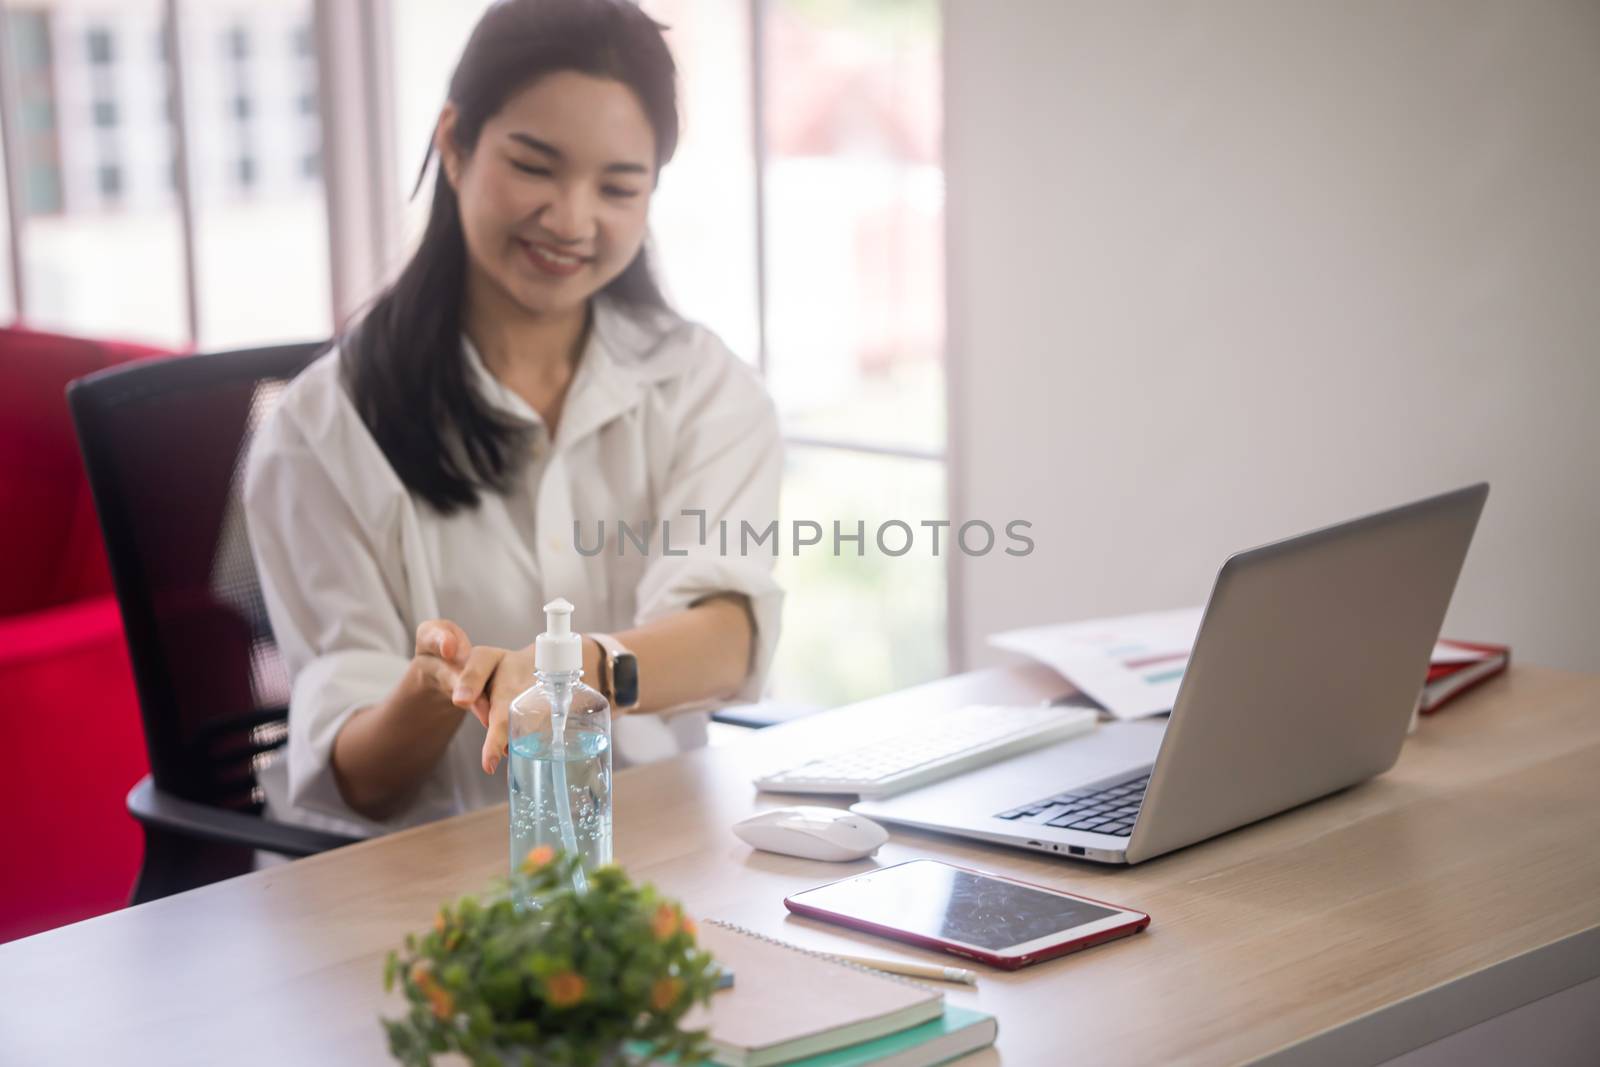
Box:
[3, 665, 1597, 1065]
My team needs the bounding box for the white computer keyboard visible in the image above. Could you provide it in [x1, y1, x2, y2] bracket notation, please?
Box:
[753, 704, 1099, 798]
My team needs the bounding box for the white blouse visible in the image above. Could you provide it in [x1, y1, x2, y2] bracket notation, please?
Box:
[243, 298, 784, 836]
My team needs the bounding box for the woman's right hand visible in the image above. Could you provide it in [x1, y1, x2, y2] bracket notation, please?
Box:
[411, 619, 499, 727]
[412, 618, 540, 775]
[328, 619, 511, 821]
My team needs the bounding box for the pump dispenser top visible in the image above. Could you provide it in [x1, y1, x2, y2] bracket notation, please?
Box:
[535, 597, 582, 673]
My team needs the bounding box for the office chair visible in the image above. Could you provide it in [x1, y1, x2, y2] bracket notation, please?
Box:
[68, 343, 360, 904]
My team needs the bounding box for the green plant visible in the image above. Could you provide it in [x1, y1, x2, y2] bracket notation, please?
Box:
[383, 847, 718, 1067]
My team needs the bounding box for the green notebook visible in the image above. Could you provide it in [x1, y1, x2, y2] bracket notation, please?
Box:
[630, 1006, 997, 1067]
[781, 1005, 997, 1067]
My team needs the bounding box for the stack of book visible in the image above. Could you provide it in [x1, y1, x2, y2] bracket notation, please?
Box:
[639, 920, 997, 1066]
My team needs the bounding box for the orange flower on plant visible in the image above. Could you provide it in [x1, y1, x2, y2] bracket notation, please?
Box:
[409, 962, 455, 1019]
[652, 903, 680, 940]
[521, 844, 557, 874]
[425, 982, 455, 1020]
[650, 976, 682, 1013]
[433, 909, 449, 935]
[681, 917, 698, 940]
[544, 970, 587, 1008]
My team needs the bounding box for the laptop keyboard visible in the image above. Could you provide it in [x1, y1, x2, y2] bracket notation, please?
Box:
[993, 773, 1150, 837]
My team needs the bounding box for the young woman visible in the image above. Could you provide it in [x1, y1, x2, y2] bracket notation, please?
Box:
[245, 0, 782, 833]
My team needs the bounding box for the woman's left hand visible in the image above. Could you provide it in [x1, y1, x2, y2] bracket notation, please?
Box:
[451, 643, 539, 775]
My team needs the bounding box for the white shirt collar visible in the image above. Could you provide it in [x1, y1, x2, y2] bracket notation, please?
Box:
[460, 296, 695, 446]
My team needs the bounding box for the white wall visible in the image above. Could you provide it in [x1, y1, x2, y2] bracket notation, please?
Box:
[945, 0, 1600, 673]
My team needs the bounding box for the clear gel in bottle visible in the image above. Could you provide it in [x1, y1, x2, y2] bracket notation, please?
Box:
[508, 598, 611, 896]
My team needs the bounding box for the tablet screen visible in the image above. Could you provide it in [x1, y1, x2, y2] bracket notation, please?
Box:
[795, 861, 1119, 951]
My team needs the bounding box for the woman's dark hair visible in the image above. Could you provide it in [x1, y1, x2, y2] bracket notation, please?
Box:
[343, 0, 679, 514]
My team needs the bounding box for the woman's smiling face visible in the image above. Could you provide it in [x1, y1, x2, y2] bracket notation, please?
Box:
[440, 70, 657, 318]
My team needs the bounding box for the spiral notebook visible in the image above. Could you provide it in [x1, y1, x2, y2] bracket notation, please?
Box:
[684, 921, 946, 1067]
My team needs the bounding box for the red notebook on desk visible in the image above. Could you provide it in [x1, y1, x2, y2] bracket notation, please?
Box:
[1422, 640, 1510, 714]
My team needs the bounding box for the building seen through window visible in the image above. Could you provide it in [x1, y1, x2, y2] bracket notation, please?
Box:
[1, 0, 329, 348]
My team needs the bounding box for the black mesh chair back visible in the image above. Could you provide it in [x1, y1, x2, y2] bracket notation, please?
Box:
[68, 345, 323, 816]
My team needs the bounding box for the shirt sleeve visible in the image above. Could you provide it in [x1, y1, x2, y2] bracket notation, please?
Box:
[632, 333, 785, 705]
[243, 406, 415, 832]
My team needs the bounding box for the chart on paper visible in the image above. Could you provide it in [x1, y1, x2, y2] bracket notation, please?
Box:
[989, 608, 1203, 719]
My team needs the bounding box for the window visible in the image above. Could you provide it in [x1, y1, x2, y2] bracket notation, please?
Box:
[388, 2, 498, 249]
[761, 0, 946, 706]
[646, 0, 947, 707]
[0, 2, 332, 348]
[21, 99, 55, 134]
[7, 2, 187, 344]
[772, 448, 948, 706]
[636, 0, 761, 360]
[23, 162, 63, 216]
[12, 10, 63, 216]
[87, 26, 113, 65]
[97, 163, 122, 198]
[761, 1, 943, 455]
[180, 2, 330, 349]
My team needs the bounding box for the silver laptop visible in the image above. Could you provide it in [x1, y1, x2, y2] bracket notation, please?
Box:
[853, 484, 1489, 865]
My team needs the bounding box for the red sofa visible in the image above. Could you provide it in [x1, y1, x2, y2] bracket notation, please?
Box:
[0, 327, 170, 943]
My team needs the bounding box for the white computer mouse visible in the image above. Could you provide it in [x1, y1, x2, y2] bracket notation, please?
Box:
[733, 806, 889, 861]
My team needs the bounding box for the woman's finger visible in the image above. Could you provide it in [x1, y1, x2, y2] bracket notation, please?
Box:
[416, 618, 472, 665]
[480, 648, 537, 775]
[452, 645, 505, 717]
[482, 706, 510, 775]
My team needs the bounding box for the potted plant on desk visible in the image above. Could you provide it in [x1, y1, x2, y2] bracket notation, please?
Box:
[384, 847, 719, 1067]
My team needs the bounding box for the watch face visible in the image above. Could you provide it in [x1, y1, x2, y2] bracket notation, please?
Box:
[613, 652, 640, 708]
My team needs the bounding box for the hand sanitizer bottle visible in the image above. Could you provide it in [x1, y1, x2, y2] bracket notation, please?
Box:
[508, 598, 612, 893]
